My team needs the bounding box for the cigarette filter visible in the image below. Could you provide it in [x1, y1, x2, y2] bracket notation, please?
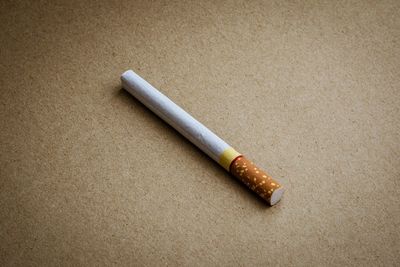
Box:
[121, 70, 284, 205]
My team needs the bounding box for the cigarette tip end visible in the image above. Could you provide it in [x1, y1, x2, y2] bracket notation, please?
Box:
[121, 69, 134, 80]
[270, 187, 285, 206]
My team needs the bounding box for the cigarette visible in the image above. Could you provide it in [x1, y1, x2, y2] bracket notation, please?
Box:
[121, 70, 284, 205]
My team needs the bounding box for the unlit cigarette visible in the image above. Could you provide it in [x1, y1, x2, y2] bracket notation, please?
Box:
[121, 70, 284, 205]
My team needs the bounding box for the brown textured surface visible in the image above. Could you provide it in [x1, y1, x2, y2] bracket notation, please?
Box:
[1, 0, 400, 266]
[230, 156, 281, 204]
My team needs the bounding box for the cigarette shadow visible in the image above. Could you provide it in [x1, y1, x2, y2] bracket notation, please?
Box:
[116, 87, 271, 210]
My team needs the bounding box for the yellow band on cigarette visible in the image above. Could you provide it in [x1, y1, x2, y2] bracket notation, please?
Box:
[219, 147, 241, 171]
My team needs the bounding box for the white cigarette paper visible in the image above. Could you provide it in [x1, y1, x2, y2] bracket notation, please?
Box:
[121, 70, 284, 205]
[121, 70, 234, 163]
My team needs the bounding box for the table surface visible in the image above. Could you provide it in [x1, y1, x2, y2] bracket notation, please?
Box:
[1, 0, 399, 266]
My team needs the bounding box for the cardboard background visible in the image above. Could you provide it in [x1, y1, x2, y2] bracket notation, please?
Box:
[1, 0, 399, 265]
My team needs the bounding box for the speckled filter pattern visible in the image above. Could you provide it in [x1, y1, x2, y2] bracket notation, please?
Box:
[230, 156, 281, 203]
